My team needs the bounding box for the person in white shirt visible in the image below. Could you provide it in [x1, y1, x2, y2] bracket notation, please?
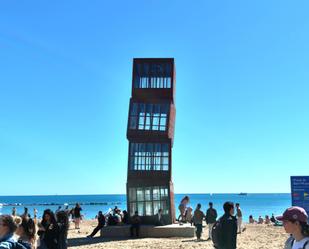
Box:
[276, 206, 309, 249]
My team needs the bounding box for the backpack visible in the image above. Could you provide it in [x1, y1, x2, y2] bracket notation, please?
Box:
[211, 217, 223, 248]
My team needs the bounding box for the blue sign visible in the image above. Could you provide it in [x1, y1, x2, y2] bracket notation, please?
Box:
[291, 176, 309, 215]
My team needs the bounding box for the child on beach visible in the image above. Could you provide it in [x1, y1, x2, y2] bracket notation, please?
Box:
[276, 206, 309, 249]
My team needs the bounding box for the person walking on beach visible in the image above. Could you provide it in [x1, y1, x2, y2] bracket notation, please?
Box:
[276, 206, 309, 249]
[87, 211, 105, 238]
[206, 202, 217, 241]
[214, 202, 237, 249]
[193, 204, 205, 241]
[130, 211, 141, 237]
[235, 203, 242, 234]
[73, 203, 82, 230]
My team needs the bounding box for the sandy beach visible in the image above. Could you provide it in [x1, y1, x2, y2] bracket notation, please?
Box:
[67, 220, 288, 249]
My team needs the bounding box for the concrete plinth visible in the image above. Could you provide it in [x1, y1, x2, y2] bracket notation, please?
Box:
[100, 224, 195, 238]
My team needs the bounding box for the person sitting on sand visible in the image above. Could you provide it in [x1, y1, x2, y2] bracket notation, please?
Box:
[265, 215, 271, 225]
[258, 216, 264, 224]
[122, 210, 130, 225]
[249, 215, 256, 224]
[276, 206, 309, 249]
[87, 211, 105, 238]
[114, 210, 122, 225]
[178, 196, 190, 223]
[270, 213, 276, 223]
[130, 211, 141, 237]
[15, 217, 36, 249]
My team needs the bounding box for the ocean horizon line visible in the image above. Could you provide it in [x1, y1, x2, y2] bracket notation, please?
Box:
[0, 192, 290, 197]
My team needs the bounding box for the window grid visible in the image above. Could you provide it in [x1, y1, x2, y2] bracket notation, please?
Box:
[129, 186, 169, 216]
[129, 103, 168, 131]
[134, 62, 172, 89]
[129, 143, 169, 171]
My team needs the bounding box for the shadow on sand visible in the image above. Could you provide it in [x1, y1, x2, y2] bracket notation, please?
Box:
[68, 237, 133, 247]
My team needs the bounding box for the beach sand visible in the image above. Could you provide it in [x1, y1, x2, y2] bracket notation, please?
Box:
[67, 220, 288, 248]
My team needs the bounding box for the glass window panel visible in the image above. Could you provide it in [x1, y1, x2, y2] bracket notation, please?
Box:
[145, 114, 151, 130]
[129, 116, 137, 129]
[145, 187, 151, 201]
[155, 143, 161, 152]
[131, 103, 138, 115]
[160, 104, 169, 114]
[161, 201, 169, 214]
[129, 157, 134, 170]
[130, 203, 137, 216]
[146, 103, 153, 113]
[153, 201, 161, 215]
[138, 202, 144, 216]
[160, 117, 167, 127]
[145, 202, 153, 215]
[139, 103, 145, 113]
[153, 104, 160, 114]
[162, 143, 168, 152]
[140, 143, 145, 152]
[162, 157, 169, 165]
[153, 187, 160, 200]
[129, 188, 136, 201]
[137, 188, 144, 201]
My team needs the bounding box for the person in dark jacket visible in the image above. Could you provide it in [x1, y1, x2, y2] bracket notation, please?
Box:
[87, 211, 105, 238]
[56, 211, 69, 249]
[206, 202, 217, 241]
[193, 204, 205, 240]
[37, 209, 59, 249]
[130, 211, 141, 237]
[218, 202, 237, 249]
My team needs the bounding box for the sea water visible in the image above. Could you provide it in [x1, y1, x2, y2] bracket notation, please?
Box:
[0, 193, 290, 222]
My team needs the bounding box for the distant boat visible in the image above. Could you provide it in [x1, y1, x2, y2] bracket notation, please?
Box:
[238, 192, 247, 196]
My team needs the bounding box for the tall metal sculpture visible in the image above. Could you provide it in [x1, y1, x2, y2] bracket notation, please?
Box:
[126, 58, 176, 224]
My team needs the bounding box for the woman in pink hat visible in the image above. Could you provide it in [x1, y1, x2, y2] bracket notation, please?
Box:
[276, 206, 309, 249]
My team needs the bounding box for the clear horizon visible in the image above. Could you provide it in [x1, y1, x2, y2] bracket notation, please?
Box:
[1, 1, 309, 195]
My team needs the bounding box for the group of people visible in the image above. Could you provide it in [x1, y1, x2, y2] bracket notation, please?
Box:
[0, 203, 84, 249]
[248, 213, 277, 224]
[87, 206, 165, 238]
[2, 201, 309, 249]
[178, 196, 244, 241]
[178, 196, 309, 249]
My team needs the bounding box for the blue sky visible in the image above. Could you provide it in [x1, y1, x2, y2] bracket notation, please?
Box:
[0, 0, 309, 195]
